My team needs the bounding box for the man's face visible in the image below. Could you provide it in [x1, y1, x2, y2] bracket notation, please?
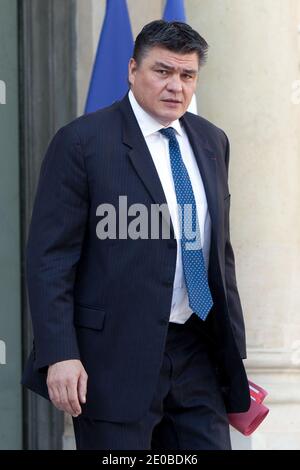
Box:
[128, 46, 199, 126]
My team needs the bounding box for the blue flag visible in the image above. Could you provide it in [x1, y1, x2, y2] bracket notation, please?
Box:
[163, 0, 186, 22]
[85, 0, 134, 113]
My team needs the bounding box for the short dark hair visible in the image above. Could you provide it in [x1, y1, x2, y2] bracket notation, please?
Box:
[133, 20, 209, 68]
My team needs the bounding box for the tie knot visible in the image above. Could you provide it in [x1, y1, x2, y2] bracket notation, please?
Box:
[159, 127, 176, 141]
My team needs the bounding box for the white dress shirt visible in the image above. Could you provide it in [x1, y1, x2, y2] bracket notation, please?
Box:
[128, 90, 212, 324]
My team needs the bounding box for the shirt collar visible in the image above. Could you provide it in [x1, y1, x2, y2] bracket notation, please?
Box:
[128, 90, 183, 138]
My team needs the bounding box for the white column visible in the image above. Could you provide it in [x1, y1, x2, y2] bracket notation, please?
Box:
[188, 0, 300, 449]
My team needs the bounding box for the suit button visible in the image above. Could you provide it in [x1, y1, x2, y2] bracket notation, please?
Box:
[160, 318, 168, 326]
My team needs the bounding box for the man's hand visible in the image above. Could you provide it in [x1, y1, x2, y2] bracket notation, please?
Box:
[46, 359, 88, 417]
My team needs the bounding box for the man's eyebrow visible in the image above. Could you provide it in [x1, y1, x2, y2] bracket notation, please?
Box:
[153, 61, 198, 75]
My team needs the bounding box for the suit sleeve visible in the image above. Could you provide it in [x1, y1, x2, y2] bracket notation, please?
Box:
[223, 133, 247, 359]
[26, 124, 89, 370]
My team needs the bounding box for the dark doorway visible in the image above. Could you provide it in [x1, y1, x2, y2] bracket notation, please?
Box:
[19, 0, 77, 449]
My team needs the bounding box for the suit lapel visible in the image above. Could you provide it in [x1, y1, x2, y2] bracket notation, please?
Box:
[119, 95, 175, 238]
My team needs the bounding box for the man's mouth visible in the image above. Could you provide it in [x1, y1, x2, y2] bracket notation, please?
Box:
[162, 99, 182, 103]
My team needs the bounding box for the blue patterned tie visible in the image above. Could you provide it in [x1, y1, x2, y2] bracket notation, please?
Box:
[159, 127, 213, 320]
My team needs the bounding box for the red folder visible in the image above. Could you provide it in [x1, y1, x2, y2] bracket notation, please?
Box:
[228, 380, 269, 436]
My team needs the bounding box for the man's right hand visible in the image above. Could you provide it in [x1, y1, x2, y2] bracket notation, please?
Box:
[46, 359, 88, 417]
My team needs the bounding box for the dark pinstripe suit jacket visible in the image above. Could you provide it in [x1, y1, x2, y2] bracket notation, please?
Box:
[22, 93, 251, 421]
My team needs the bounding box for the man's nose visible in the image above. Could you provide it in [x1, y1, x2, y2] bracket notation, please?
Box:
[166, 74, 183, 93]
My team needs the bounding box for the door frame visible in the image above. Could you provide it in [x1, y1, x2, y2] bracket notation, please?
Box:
[19, 0, 77, 449]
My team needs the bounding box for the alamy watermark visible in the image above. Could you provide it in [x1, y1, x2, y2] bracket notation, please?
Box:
[0, 80, 6, 105]
[96, 196, 202, 250]
[0, 340, 6, 365]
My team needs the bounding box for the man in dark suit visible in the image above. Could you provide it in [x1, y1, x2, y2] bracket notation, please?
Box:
[22, 20, 250, 450]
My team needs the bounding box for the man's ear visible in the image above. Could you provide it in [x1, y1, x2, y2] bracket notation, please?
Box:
[128, 58, 137, 87]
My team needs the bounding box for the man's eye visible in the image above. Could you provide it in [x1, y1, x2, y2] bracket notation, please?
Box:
[157, 70, 168, 75]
